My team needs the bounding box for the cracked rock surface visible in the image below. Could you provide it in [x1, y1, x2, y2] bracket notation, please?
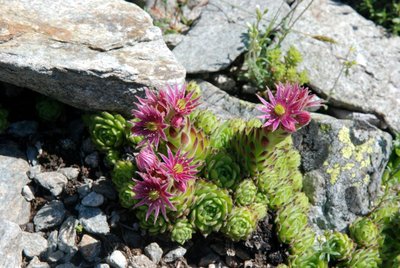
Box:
[0, 0, 185, 115]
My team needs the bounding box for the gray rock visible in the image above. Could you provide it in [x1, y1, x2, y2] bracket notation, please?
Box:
[33, 171, 68, 196]
[27, 256, 51, 268]
[199, 253, 221, 267]
[47, 230, 59, 254]
[47, 250, 65, 263]
[144, 242, 163, 264]
[82, 191, 105, 207]
[28, 165, 42, 179]
[279, 0, 400, 133]
[329, 107, 384, 129]
[58, 216, 78, 255]
[163, 246, 187, 263]
[293, 113, 392, 231]
[78, 206, 110, 234]
[55, 264, 77, 268]
[21, 232, 48, 258]
[173, 0, 290, 73]
[33, 200, 66, 231]
[211, 74, 236, 93]
[197, 80, 261, 121]
[0, 141, 31, 224]
[77, 180, 93, 198]
[92, 177, 118, 200]
[78, 234, 102, 262]
[7, 121, 38, 138]
[0, 219, 23, 268]
[58, 167, 80, 180]
[129, 254, 156, 268]
[163, 33, 184, 49]
[95, 264, 110, 268]
[0, 0, 185, 116]
[85, 152, 99, 168]
[107, 250, 127, 268]
[22, 185, 35, 202]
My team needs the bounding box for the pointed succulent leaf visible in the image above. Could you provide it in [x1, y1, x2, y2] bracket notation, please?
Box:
[349, 218, 379, 247]
[248, 202, 268, 221]
[190, 109, 219, 136]
[289, 250, 328, 268]
[111, 160, 135, 190]
[234, 179, 257, 206]
[169, 180, 195, 218]
[210, 118, 246, 149]
[119, 181, 138, 208]
[203, 151, 241, 189]
[135, 205, 169, 235]
[190, 180, 233, 236]
[186, 80, 202, 100]
[345, 247, 381, 268]
[105, 149, 121, 166]
[222, 206, 257, 241]
[171, 218, 194, 245]
[290, 227, 316, 255]
[323, 231, 355, 261]
[276, 204, 309, 243]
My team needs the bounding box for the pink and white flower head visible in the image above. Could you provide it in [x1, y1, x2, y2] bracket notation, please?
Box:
[134, 88, 168, 115]
[133, 173, 175, 222]
[160, 147, 199, 192]
[162, 84, 200, 128]
[257, 83, 322, 133]
[135, 145, 160, 172]
[131, 105, 167, 148]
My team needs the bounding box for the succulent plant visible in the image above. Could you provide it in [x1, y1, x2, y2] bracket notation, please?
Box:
[344, 247, 381, 268]
[190, 109, 219, 136]
[186, 80, 202, 101]
[190, 180, 233, 236]
[203, 151, 241, 189]
[0, 107, 9, 133]
[222, 206, 257, 241]
[268, 183, 295, 210]
[135, 205, 169, 235]
[209, 118, 246, 149]
[322, 231, 355, 261]
[85, 112, 128, 151]
[111, 160, 135, 190]
[234, 179, 257, 206]
[171, 218, 194, 245]
[169, 179, 195, 218]
[105, 149, 121, 166]
[118, 181, 138, 208]
[289, 192, 310, 213]
[35, 96, 64, 122]
[248, 202, 268, 221]
[349, 217, 380, 247]
[290, 227, 316, 255]
[255, 191, 269, 205]
[289, 250, 328, 268]
[276, 204, 309, 243]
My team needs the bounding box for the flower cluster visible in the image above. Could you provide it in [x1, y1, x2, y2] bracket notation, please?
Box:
[257, 83, 322, 132]
[131, 85, 200, 148]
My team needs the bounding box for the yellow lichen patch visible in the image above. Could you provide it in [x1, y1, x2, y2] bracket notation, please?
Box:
[327, 163, 341, 184]
[363, 175, 370, 184]
[343, 163, 355, 170]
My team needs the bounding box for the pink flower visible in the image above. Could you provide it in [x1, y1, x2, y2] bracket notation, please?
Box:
[162, 84, 200, 128]
[160, 147, 199, 192]
[134, 88, 168, 115]
[133, 173, 175, 222]
[136, 145, 160, 172]
[257, 83, 321, 132]
[131, 105, 167, 148]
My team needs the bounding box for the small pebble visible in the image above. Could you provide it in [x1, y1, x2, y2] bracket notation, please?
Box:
[79, 234, 101, 262]
[55, 263, 77, 268]
[46, 230, 58, 254]
[58, 167, 80, 180]
[21, 232, 48, 258]
[144, 242, 163, 264]
[199, 252, 221, 267]
[77, 180, 92, 198]
[92, 177, 117, 200]
[82, 191, 104, 207]
[107, 250, 127, 268]
[163, 246, 187, 263]
[78, 206, 110, 235]
[22, 185, 35, 201]
[95, 264, 110, 268]
[27, 165, 42, 179]
[33, 171, 68, 196]
[27, 256, 50, 268]
[33, 201, 66, 231]
[85, 152, 99, 168]
[47, 250, 65, 263]
[129, 255, 156, 268]
[57, 216, 78, 255]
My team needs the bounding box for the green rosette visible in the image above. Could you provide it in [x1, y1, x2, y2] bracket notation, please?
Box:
[249, 202, 268, 221]
[186, 80, 202, 100]
[105, 150, 120, 166]
[85, 111, 127, 151]
[190, 180, 233, 236]
[118, 181, 138, 208]
[111, 160, 135, 190]
[290, 227, 316, 255]
[171, 218, 194, 245]
[289, 250, 328, 268]
[324, 231, 355, 261]
[190, 109, 219, 136]
[276, 204, 308, 243]
[0, 107, 9, 133]
[344, 247, 381, 268]
[222, 206, 257, 241]
[234, 179, 257, 206]
[349, 217, 380, 247]
[135, 206, 169, 235]
[169, 180, 195, 218]
[35, 96, 64, 122]
[203, 151, 241, 189]
[210, 118, 246, 149]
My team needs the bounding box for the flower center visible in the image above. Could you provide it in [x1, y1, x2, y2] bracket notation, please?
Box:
[177, 99, 186, 110]
[148, 190, 160, 201]
[145, 122, 158, 131]
[274, 104, 286, 116]
[173, 163, 184, 173]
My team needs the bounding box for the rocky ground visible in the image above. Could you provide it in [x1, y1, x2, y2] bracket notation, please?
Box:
[0, 0, 399, 267]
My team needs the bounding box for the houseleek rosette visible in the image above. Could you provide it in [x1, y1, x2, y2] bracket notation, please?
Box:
[118, 181, 138, 208]
[135, 206, 169, 235]
[171, 218, 194, 245]
[323, 231, 354, 261]
[105, 150, 120, 165]
[349, 218, 379, 247]
[276, 204, 308, 243]
[111, 160, 135, 190]
[190, 180, 233, 236]
[169, 180, 195, 218]
[234, 179, 257, 206]
[190, 109, 219, 136]
[0, 107, 8, 133]
[203, 151, 241, 189]
[86, 111, 127, 151]
[222, 207, 257, 241]
[210, 118, 246, 149]
[289, 251, 328, 268]
[345, 247, 381, 268]
[35, 96, 64, 122]
[290, 227, 316, 255]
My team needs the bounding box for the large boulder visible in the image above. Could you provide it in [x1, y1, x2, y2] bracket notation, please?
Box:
[173, 0, 290, 73]
[293, 113, 392, 231]
[0, 0, 185, 115]
[0, 140, 31, 225]
[279, 0, 400, 133]
[0, 219, 23, 268]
